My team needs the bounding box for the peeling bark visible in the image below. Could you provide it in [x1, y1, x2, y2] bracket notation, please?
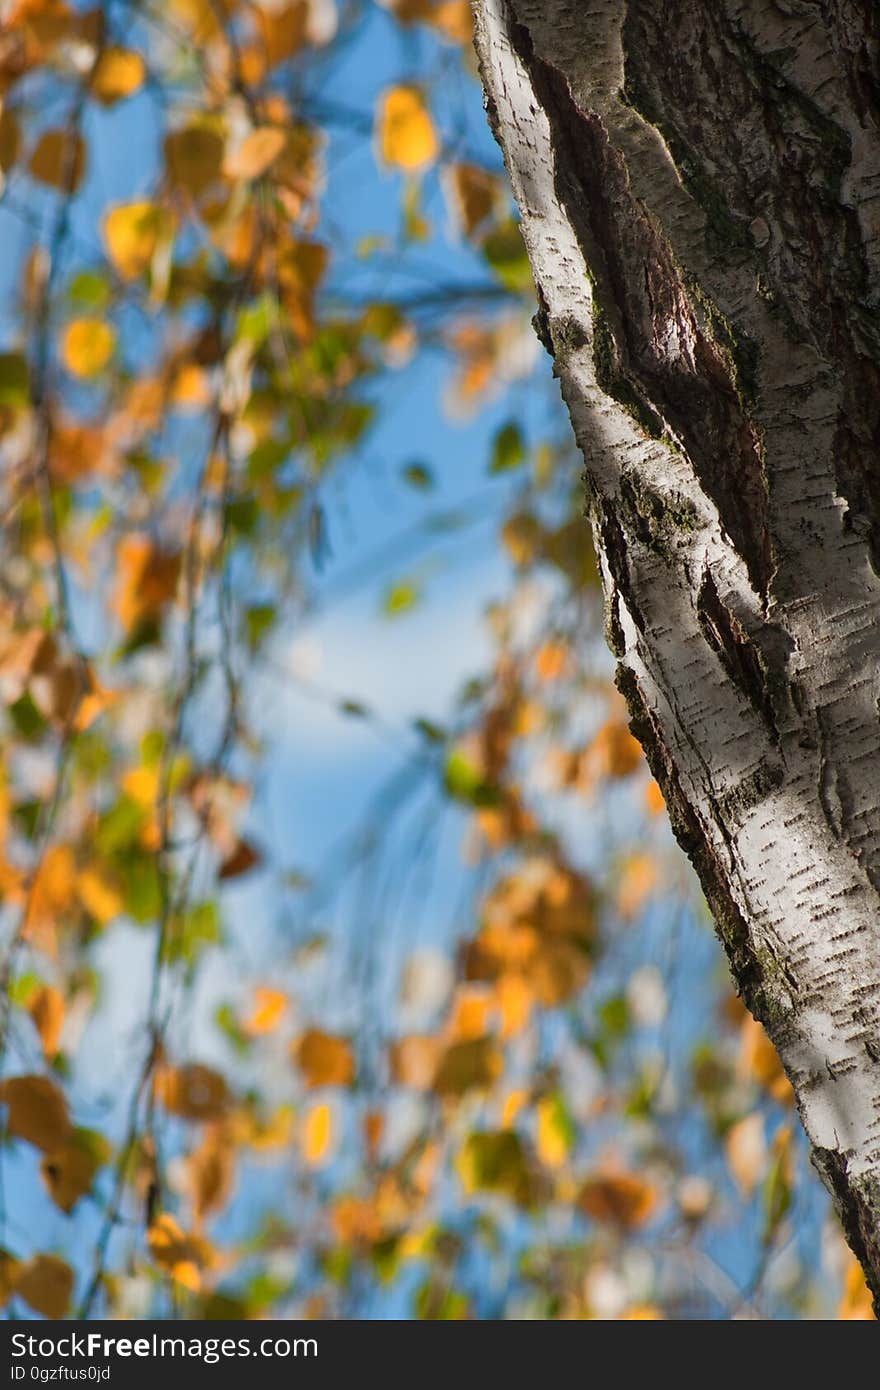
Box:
[472, 0, 880, 1301]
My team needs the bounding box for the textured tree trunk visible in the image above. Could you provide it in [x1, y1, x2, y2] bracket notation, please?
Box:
[471, 0, 880, 1301]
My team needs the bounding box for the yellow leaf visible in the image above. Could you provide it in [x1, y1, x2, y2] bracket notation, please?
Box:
[61, 318, 115, 378]
[156, 1064, 230, 1122]
[224, 127, 287, 181]
[725, 1113, 766, 1198]
[27, 984, 64, 1058]
[377, 85, 438, 171]
[16, 1254, 73, 1319]
[447, 984, 493, 1041]
[29, 130, 86, 192]
[76, 864, 124, 926]
[621, 1304, 664, 1320]
[103, 201, 162, 279]
[536, 1095, 573, 1169]
[231, 1102, 295, 1152]
[90, 47, 146, 105]
[496, 973, 532, 1039]
[294, 1029, 355, 1088]
[164, 125, 224, 196]
[302, 1101, 334, 1167]
[500, 1087, 528, 1128]
[24, 845, 77, 953]
[245, 986, 287, 1037]
[147, 1213, 214, 1290]
[0, 1075, 71, 1153]
[839, 1255, 876, 1319]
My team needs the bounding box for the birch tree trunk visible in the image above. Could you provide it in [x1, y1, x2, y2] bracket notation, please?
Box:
[471, 0, 880, 1301]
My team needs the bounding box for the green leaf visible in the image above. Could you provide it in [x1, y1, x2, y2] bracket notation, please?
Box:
[401, 461, 434, 490]
[68, 271, 110, 311]
[444, 749, 498, 807]
[235, 293, 277, 348]
[489, 421, 525, 474]
[598, 994, 630, 1041]
[245, 603, 276, 649]
[483, 220, 532, 292]
[0, 352, 29, 407]
[382, 578, 421, 617]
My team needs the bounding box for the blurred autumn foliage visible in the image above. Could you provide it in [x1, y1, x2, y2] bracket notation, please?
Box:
[0, 0, 870, 1321]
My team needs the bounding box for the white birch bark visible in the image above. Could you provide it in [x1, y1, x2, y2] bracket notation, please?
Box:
[471, 0, 880, 1299]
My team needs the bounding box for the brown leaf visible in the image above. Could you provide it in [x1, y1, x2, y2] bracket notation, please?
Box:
[0, 1074, 71, 1152]
[294, 1029, 355, 1088]
[579, 1170, 658, 1228]
[185, 1125, 235, 1222]
[164, 125, 224, 197]
[29, 130, 85, 192]
[445, 162, 500, 239]
[41, 1131, 108, 1214]
[433, 1036, 503, 1098]
[113, 534, 181, 633]
[16, 1254, 73, 1319]
[156, 1064, 230, 1122]
[218, 839, 262, 880]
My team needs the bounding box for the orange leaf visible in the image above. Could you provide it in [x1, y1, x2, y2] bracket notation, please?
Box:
[839, 1255, 876, 1319]
[27, 984, 64, 1058]
[245, 986, 287, 1037]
